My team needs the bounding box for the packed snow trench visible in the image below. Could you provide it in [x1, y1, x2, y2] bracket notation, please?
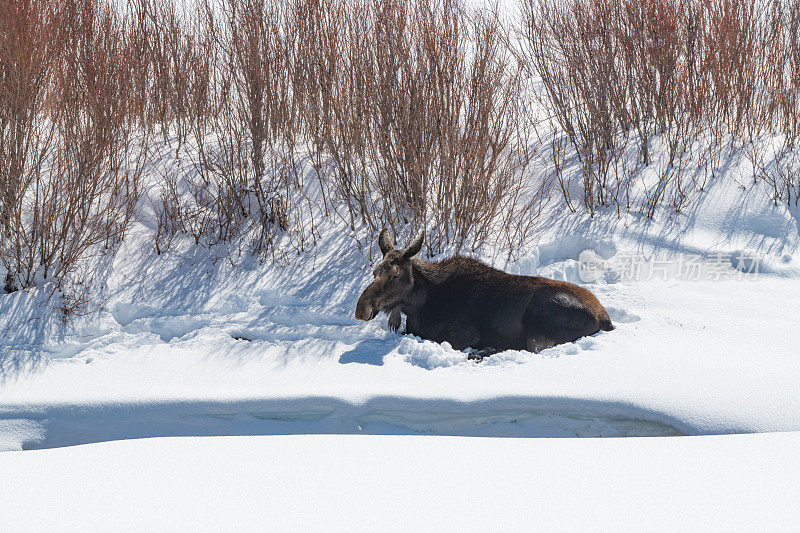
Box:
[2, 165, 800, 451]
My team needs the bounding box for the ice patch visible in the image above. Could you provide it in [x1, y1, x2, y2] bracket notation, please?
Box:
[0, 398, 685, 451]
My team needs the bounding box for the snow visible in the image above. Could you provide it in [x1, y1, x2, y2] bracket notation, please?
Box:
[2, 433, 799, 530]
[2, 4, 798, 529]
[2, 269, 798, 445]
[0, 93, 799, 533]
[2, 148, 800, 450]
[1, 79, 799, 533]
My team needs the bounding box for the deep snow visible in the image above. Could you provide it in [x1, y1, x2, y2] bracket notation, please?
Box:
[3, 5, 799, 530]
[1, 143, 799, 450]
[2, 433, 800, 531]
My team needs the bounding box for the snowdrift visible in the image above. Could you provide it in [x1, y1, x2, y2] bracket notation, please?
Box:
[3, 433, 800, 530]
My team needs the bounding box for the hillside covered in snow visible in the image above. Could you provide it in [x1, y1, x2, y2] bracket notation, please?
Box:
[1, 140, 799, 450]
[2, 0, 800, 452]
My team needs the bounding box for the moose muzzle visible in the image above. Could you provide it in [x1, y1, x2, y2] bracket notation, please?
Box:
[355, 282, 380, 321]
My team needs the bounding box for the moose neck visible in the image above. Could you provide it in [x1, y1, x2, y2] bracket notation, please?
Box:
[401, 259, 435, 316]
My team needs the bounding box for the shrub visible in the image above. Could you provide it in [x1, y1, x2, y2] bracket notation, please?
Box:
[0, 0, 144, 295]
[519, 0, 800, 212]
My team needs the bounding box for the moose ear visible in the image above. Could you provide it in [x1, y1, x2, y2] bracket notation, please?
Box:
[402, 231, 424, 259]
[378, 228, 394, 256]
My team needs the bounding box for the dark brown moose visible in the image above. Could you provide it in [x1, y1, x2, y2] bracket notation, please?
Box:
[355, 229, 614, 355]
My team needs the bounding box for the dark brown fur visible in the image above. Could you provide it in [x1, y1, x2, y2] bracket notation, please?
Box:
[355, 230, 613, 354]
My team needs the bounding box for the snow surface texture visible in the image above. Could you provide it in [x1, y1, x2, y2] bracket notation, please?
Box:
[1, 138, 800, 450]
[2, 433, 799, 531]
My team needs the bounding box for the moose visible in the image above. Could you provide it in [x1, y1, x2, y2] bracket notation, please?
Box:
[355, 229, 614, 355]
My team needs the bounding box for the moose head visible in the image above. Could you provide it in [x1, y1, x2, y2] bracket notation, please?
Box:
[354, 229, 424, 322]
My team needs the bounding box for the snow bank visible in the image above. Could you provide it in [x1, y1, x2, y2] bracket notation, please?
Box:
[1, 138, 800, 450]
[2, 433, 799, 530]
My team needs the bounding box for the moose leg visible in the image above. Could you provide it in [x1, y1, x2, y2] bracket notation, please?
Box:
[522, 297, 585, 352]
[388, 307, 402, 333]
[526, 334, 556, 353]
[467, 346, 499, 362]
